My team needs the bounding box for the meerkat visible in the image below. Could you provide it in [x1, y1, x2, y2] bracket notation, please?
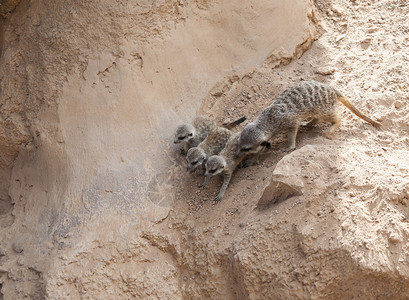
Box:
[174, 116, 216, 154]
[174, 116, 246, 154]
[186, 124, 236, 173]
[202, 132, 257, 202]
[236, 80, 382, 156]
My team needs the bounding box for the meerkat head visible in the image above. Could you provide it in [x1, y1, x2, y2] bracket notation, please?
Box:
[236, 123, 269, 157]
[186, 147, 207, 173]
[205, 155, 226, 177]
[174, 124, 195, 144]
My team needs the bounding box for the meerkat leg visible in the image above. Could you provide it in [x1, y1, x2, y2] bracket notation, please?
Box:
[181, 143, 189, 155]
[284, 123, 300, 152]
[322, 112, 341, 139]
[240, 152, 260, 168]
[324, 112, 341, 133]
[305, 118, 319, 129]
[200, 164, 206, 176]
[214, 173, 232, 202]
[328, 115, 341, 133]
[200, 176, 210, 188]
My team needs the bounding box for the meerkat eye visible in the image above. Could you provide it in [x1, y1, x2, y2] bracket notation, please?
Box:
[188, 133, 193, 137]
[241, 147, 251, 152]
[209, 168, 217, 173]
[179, 136, 185, 140]
[192, 161, 198, 165]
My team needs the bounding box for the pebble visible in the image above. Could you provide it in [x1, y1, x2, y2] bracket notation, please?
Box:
[394, 100, 405, 109]
[367, 26, 379, 33]
[388, 232, 402, 244]
[12, 243, 23, 254]
[314, 66, 336, 75]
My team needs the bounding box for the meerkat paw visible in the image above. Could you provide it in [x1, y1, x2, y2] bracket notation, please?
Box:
[322, 131, 335, 140]
[214, 195, 223, 203]
[239, 160, 257, 168]
[283, 146, 296, 153]
[239, 155, 260, 168]
[200, 166, 206, 176]
[199, 177, 210, 189]
[303, 118, 319, 130]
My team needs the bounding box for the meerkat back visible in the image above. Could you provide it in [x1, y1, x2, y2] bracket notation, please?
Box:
[191, 116, 216, 147]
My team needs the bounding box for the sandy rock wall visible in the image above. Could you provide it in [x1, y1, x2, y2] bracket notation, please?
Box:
[0, 0, 317, 298]
[1, 0, 408, 298]
[0, 0, 21, 17]
[157, 0, 409, 298]
[233, 143, 409, 299]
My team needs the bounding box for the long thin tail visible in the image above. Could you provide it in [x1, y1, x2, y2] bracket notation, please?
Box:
[337, 96, 381, 127]
[223, 116, 247, 129]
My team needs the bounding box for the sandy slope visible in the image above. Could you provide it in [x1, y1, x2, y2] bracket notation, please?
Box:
[167, 0, 409, 298]
[0, 0, 408, 298]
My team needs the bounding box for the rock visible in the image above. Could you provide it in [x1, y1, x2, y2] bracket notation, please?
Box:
[233, 144, 409, 299]
[394, 100, 405, 109]
[367, 26, 379, 33]
[360, 37, 372, 50]
[388, 232, 402, 244]
[12, 243, 23, 254]
[331, 4, 344, 16]
[0, 248, 6, 256]
[258, 156, 304, 208]
[0, 0, 21, 17]
[314, 66, 336, 75]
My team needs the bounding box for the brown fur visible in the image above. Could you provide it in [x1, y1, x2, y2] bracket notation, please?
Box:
[237, 80, 381, 156]
[174, 116, 216, 154]
[186, 126, 233, 173]
[203, 133, 253, 202]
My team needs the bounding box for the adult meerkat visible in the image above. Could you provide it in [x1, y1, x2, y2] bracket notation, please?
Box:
[236, 80, 382, 156]
[174, 116, 246, 154]
[186, 125, 235, 174]
[203, 132, 256, 202]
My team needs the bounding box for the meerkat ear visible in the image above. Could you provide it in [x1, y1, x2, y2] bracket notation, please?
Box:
[261, 141, 271, 149]
[201, 153, 206, 160]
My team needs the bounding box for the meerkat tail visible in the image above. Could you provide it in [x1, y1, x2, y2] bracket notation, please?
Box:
[337, 96, 382, 127]
[223, 116, 247, 129]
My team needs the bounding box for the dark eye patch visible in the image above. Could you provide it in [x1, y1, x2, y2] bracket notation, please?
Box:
[179, 136, 185, 140]
[241, 148, 251, 152]
[261, 141, 271, 149]
[209, 168, 217, 173]
[188, 133, 193, 137]
[192, 161, 198, 165]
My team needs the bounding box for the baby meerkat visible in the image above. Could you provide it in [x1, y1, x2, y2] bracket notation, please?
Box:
[237, 80, 381, 156]
[186, 125, 235, 173]
[203, 132, 257, 202]
[174, 116, 216, 154]
[174, 116, 246, 154]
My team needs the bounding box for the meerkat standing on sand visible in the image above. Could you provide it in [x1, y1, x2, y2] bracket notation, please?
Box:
[203, 132, 258, 202]
[236, 80, 382, 156]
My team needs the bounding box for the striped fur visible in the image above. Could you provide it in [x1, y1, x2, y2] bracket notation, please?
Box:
[237, 80, 381, 155]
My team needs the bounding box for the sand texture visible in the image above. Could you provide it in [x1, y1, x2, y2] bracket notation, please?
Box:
[0, 0, 408, 298]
